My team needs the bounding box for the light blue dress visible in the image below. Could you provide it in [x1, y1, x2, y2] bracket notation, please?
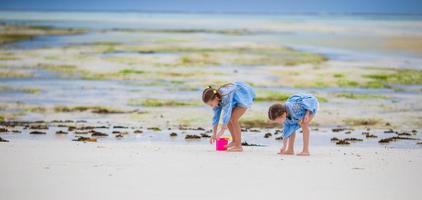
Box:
[282, 93, 319, 138]
[212, 82, 256, 126]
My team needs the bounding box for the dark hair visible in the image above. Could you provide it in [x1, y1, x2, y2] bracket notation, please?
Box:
[268, 103, 287, 120]
[202, 86, 222, 103]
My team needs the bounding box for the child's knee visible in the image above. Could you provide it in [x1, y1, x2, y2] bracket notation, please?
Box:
[229, 118, 239, 125]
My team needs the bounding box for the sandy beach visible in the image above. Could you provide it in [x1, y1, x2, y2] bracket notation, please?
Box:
[1, 139, 421, 200]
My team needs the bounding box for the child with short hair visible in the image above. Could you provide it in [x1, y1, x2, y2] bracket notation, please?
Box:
[268, 94, 319, 156]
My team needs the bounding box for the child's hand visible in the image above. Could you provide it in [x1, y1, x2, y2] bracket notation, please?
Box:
[210, 134, 216, 144]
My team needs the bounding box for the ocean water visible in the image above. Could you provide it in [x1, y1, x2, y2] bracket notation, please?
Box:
[1, 11, 422, 64]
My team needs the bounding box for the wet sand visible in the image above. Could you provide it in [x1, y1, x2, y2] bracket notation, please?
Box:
[0, 139, 420, 200]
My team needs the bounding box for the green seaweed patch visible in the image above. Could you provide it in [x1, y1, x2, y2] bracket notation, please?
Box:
[364, 69, 422, 85]
[281, 51, 328, 66]
[0, 52, 19, 60]
[118, 69, 145, 75]
[241, 118, 279, 128]
[54, 106, 126, 114]
[334, 92, 387, 99]
[99, 44, 327, 67]
[343, 118, 382, 126]
[0, 24, 85, 45]
[0, 86, 40, 94]
[333, 73, 345, 78]
[37, 63, 118, 80]
[362, 81, 389, 89]
[230, 50, 327, 67]
[166, 71, 199, 78]
[0, 34, 33, 44]
[336, 79, 359, 87]
[87, 42, 121, 53]
[177, 53, 220, 66]
[24, 106, 47, 113]
[128, 99, 201, 107]
[89, 41, 122, 46]
[0, 70, 32, 78]
[255, 91, 290, 102]
[37, 63, 82, 76]
[317, 96, 328, 103]
[152, 38, 192, 43]
[255, 91, 327, 103]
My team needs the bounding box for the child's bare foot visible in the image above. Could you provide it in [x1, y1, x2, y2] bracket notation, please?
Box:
[225, 142, 235, 149]
[277, 149, 285, 154]
[227, 146, 243, 152]
[282, 150, 295, 155]
[297, 151, 310, 156]
[278, 149, 294, 155]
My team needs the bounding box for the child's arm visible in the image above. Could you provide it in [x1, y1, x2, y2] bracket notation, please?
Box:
[215, 94, 233, 139]
[210, 125, 218, 144]
[299, 111, 313, 156]
[210, 107, 222, 144]
[210, 124, 227, 143]
[278, 137, 288, 154]
[212, 107, 222, 127]
[216, 124, 228, 138]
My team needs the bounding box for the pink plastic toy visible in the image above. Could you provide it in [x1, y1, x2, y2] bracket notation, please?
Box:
[216, 137, 229, 151]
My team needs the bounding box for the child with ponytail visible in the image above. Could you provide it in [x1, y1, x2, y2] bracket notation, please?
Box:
[202, 82, 255, 152]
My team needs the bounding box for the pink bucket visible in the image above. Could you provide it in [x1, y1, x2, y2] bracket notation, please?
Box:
[216, 138, 228, 151]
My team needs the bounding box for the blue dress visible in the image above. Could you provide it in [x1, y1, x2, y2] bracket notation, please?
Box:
[212, 82, 256, 126]
[282, 93, 319, 138]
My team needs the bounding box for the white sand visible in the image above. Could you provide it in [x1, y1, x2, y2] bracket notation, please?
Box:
[0, 140, 421, 200]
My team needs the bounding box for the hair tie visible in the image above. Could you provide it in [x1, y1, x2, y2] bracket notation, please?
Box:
[208, 85, 212, 89]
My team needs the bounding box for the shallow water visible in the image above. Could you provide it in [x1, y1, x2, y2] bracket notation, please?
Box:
[2, 11, 422, 63]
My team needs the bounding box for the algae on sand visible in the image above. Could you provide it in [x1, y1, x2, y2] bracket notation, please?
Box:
[255, 91, 291, 102]
[0, 24, 85, 45]
[128, 99, 201, 107]
[91, 43, 328, 67]
[343, 118, 382, 126]
[273, 66, 421, 89]
[255, 90, 328, 103]
[364, 69, 422, 85]
[334, 92, 387, 100]
[0, 70, 33, 78]
[0, 86, 40, 94]
[54, 106, 127, 114]
[240, 117, 279, 128]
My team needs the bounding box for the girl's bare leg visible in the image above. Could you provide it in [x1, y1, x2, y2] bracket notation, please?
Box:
[297, 126, 310, 156]
[285, 133, 296, 155]
[297, 115, 314, 156]
[226, 121, 235, 148]
[227, 107, 247, 152]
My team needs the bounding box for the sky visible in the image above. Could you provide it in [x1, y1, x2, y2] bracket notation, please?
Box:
[0, 0, 421, 14]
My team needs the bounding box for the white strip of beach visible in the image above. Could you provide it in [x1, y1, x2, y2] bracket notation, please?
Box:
[0, 139, 420, 200]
